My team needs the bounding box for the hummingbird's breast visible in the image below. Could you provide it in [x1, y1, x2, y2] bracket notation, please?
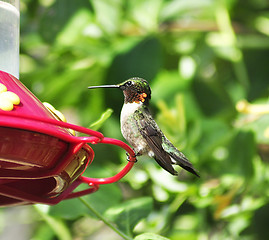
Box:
[120, 102, 151, 155]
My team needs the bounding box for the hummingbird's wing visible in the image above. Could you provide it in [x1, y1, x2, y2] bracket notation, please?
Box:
[134, 108, 177, 175]
[136, 108, 199, 177]
[139, 122, 178, 175]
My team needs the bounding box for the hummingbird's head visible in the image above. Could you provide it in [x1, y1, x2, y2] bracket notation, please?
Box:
[118, 77, 151, 105]
[88, 77, 151, 105]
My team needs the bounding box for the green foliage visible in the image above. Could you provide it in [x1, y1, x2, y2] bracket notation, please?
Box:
[1, 0, 269, 239]
[49, 183, 122, 219]
[104, 197, 153, 236]
[34, 205, 72, 240]
[89, 108, 113, 130]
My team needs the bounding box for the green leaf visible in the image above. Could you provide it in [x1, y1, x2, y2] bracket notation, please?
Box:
[49, 183, 122, 219]
[134, 233, 170, 240]
[48, 198, 85, 220]
[31, 223, 55, 240]
[56, 9, 93, 46]
[39, 0, 93, 43]
[105, 197, 153, 235]
[237, 112, 269, 144]
[89, 108, 113, 130]
[226, 130, 255, 177]
[160, 0, 213, 21]
[91, 0, 122, 35]
[127, 0, 162, 31]
[151, 71, 189, 105]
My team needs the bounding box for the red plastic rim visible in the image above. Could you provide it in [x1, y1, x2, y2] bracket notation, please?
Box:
[0, 111, 136, 205]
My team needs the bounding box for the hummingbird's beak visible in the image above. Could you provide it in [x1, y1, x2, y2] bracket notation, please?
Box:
[88, 84, 120, 89]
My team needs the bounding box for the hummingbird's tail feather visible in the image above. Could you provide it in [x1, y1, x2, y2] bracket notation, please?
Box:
[168, 151, 200, 177]
[153, 155, 178, 175]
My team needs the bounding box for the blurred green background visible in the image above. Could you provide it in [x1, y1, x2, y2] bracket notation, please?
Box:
[1, 0, 269, 239]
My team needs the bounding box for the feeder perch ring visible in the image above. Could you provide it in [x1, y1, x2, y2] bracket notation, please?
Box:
[0, 71, 136, 206]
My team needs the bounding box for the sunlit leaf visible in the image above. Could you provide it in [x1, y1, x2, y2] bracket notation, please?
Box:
[134, 232, 170, 240]
[127, 0, 162, 31]
[91, 0, 122, 35]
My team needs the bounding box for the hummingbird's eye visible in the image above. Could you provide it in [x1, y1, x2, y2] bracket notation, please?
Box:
[125, 81, 132, 86]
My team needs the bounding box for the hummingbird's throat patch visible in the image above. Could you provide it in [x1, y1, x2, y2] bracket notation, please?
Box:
[135, 93, 147, 103]
[125, 90, 148, 104]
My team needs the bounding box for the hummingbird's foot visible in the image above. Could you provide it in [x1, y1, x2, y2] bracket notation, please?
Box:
[126, 152, 138, 163]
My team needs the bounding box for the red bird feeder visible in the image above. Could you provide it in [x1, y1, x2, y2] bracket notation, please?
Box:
[0, 70, 136, 206]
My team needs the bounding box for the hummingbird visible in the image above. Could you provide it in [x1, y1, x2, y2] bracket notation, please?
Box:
[88, 78, 199, 177]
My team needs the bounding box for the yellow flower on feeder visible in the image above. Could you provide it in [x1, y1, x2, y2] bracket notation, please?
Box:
[0, 83, 20, 111]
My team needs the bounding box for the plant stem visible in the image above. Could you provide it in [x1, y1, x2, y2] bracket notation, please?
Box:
[79, 197, 133, 240]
